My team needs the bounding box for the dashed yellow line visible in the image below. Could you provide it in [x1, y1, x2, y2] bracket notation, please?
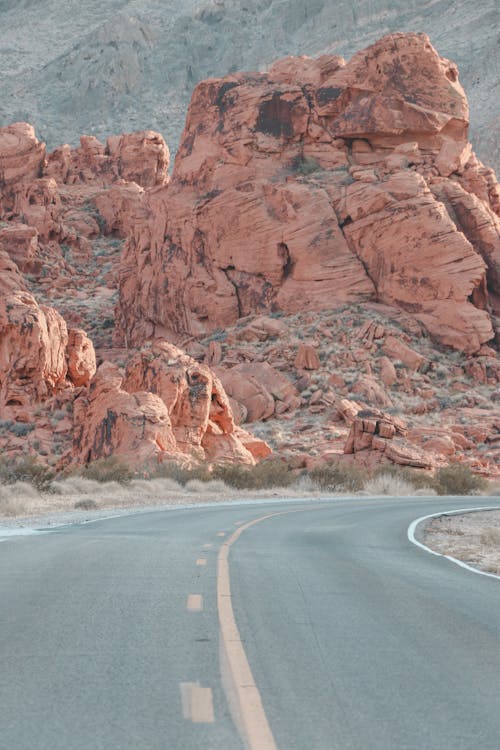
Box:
[186, 594, 203, 612]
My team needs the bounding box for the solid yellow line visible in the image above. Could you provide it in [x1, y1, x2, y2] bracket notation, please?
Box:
[217, 509, 307, 750]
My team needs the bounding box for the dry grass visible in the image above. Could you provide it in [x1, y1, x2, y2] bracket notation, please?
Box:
[363, 474, 433, 497]
[480, 528, 500, 546]
[0, 457, 494, 521]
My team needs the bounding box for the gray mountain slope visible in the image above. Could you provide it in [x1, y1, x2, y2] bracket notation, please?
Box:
[0, 0, 498, 172]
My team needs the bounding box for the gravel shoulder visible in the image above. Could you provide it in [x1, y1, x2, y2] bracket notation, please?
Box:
[0, 480, 332, 535]
[423, 509, 500, 576]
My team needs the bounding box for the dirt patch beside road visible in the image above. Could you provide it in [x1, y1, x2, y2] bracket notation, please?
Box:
[424, 509, 500, 576]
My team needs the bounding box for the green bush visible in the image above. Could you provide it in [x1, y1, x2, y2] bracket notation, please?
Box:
[0, 455, 54, 491]
[309, 462, 368, 492]
[433, 463, 487, 496]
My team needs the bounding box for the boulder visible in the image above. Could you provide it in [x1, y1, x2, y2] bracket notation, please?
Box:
[217, 362, 300, 422]
[67, 329, 96, 387]
[295, 343, 321, 370]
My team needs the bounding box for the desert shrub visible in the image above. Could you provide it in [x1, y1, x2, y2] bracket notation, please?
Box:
[213, 460, 294, 490]
[433, 463, 487, 496]
[129, 478, 183, 496]
[185, 478, 228, 494]
[363, 474, 418, 497]
[0, 456, 54, 491]
[9, 422, 35, 437]
[148, 462, 211, 485]
[293, 156, 321, 175]
[77, 456, 133, 485]
[74, 498, 99, 510]
[0, 482, 41, 516]
[50, 477, 103, 496]
[373, 464, 434, 491]
[309, 462, 368, 492]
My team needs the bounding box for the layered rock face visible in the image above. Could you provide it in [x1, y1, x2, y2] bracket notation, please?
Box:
[118, 33, 500, 355]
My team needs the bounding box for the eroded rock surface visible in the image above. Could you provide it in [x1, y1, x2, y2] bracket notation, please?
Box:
[118, 33, 500, 355]
[72, 342, 269, 466]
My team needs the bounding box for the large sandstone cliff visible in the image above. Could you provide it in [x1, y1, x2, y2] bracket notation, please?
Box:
[118, 33, 500, 355]
[0, 32, 499, 478]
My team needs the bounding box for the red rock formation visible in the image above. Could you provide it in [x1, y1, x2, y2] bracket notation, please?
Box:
[67, 329, 96, 388]
[0, 123, 46, 215]
[46, 131, 170, 188]
[72, 341, 270, 466]
[342, 402, 433, 469]
[216, 362, 300, 422]
[118, 33, 500, 355]
[0, 251, 69, 408]
[72, 362, 178, 466]
[295, 343, 321, 370]
[0, 224, 39, 272]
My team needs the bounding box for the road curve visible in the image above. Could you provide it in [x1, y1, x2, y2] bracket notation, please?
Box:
[1, 495, 500, 750]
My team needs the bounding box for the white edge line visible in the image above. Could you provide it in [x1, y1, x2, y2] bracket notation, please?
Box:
[407, 506, 500, 580]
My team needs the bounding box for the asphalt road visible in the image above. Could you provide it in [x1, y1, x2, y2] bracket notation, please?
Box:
[1, 495, 500, 750]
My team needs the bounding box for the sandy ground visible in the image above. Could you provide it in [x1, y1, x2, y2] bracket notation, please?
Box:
[423, 509, 500, 576]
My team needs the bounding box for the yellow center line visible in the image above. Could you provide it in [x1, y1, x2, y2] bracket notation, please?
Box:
[180, 682, 215, 723]
[217, 508, 317, 750]
[186, 594, 203, 612]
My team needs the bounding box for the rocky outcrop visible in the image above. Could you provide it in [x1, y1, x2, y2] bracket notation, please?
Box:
[216, 362, 300, 423]
[45, 131, 170, 188]
[72, 341, 270, 466]
[0, 224, 39, 272]
[0, 123, 46, 215]
[0, 251, 69, 408]
[117, 33, 500, 355]
[341, 400, 434, 469]
[67, 329, 96, 388]
[72, 362, 178, 466]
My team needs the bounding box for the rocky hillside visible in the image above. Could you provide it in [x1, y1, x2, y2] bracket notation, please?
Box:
[0, 0, 498, 175]
[0, 33, 499, 478]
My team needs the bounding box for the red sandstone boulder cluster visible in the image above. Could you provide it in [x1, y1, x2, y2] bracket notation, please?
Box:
[73, 342, 267, 467]
[0, 32, 499, 479]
